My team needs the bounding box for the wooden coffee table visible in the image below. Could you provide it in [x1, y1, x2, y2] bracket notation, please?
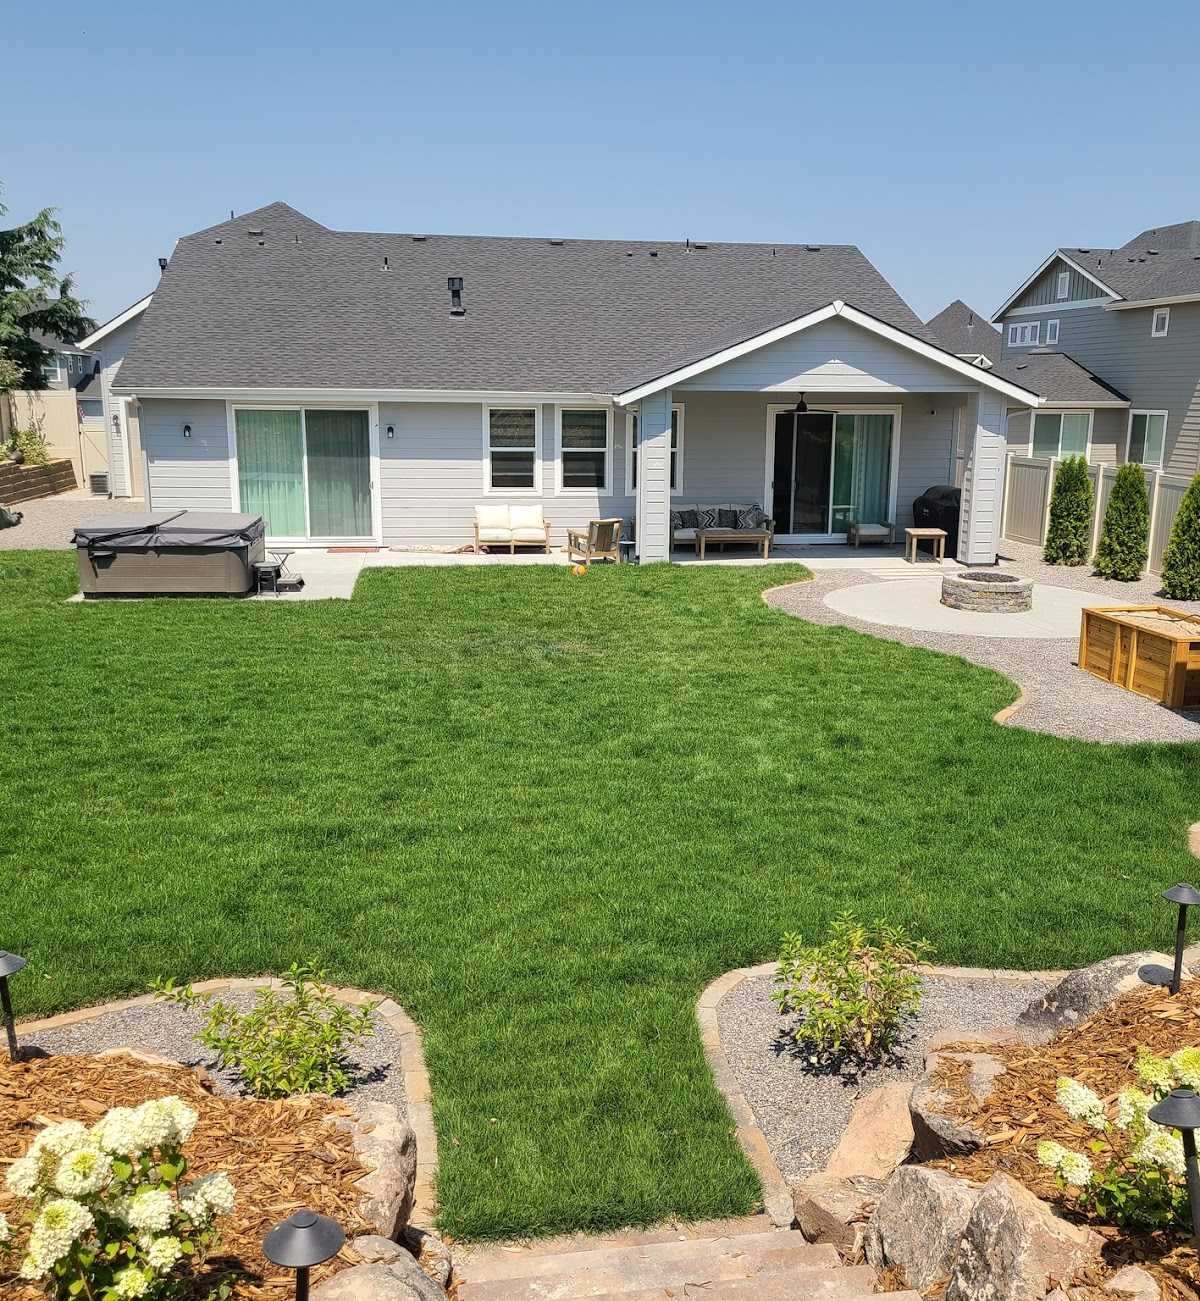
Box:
[697, 528, 771, 559]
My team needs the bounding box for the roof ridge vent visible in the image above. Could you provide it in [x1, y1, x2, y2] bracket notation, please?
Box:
[548, 239, 564, 246]
[448, 276, 465, 316]
[247, 227, 263, 237]
[805, 244, 822, 251]
[412, 235, 427, 242]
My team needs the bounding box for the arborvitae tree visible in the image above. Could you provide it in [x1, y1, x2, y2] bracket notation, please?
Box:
[1094, 462, 1150, 580]
[1161, 473, 1200, 601]
[1043, 455, 1093, 566]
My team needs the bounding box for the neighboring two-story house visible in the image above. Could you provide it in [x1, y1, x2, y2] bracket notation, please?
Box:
[992, 221, 1200, 478]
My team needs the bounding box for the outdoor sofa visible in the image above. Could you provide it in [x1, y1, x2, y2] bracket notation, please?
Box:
[474, 504, 552, 553]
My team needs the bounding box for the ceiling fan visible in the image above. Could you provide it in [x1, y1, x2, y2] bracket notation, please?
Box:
[790, 392, 836, 415]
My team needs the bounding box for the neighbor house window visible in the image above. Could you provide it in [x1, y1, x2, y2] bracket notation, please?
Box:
[41, 353, 62, 382]
[78, 399, 103, 419]
[1128, 411, 1167, 467]
[1032, 410, 1091, 459]
[1008, 321, 1040, 347]
[1046, 319, 1060, 345]
[626, 405, 684, 494]
[557, 406, 611, 493]
[1152, 307, 1170, 337]
[1056, 270, 1070, 299]
[485, 407, 539, 492]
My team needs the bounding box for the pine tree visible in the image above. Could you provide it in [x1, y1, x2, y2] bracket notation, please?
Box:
[1043, 455, 1093, 566]
[1094, 462, 1149, 580]
[1161, 474, 1200, 601]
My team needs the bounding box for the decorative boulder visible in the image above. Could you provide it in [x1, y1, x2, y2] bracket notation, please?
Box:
[311, 1257, 446, 1301]
[824, 1082, 914, 1181]
[402, 1226, 453, 1288]
[1017, 952, 1182, 1038]
[1104, 1265, 1161, 1301]
[329, 1101, 418, 1238]
[947, 1172, 1103, 1301]
[909, 1050, 1005, 1161]
[866, 1165, 978, 1289]
[793, 1172, 882, 1261]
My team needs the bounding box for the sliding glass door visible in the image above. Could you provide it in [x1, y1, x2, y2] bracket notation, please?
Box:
[772, 409, 895, 537]
[235, 408, 373, 540]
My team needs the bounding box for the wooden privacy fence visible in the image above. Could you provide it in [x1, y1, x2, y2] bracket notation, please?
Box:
[1000, 454, 1192, 574]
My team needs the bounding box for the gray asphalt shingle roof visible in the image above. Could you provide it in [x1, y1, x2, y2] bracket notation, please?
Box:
[924, 299, 1001, 363]
[115, 202, 946, 395]
[1062, 220, 1200, 301]
[993, 350, 1129, 404]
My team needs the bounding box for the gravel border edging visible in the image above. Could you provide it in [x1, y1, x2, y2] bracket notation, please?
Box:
[16, 976, 439, 1226]
[696, 957, 1067, 1226]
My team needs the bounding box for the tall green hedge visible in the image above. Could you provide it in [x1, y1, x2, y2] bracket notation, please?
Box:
[1043, 455, 1093, 566]
[1094, 462, 1149, 580]
[1161, 473, 1200, 601]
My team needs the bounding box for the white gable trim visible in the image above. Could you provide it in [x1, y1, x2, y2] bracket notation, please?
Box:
[614, 301, 1042, 407]
[1106, 292, 1200, 311]
[991, 252, 1121, 322]
[78, 294, 153, 350]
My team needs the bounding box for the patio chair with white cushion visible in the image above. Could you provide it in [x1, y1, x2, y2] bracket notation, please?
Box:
[847, 520, 895, 547]
[474, 504, 551, 554]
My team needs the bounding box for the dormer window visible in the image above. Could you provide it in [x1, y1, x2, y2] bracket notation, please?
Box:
[1055, 270, 1070, 299]
[1152, 306, 1170, 337]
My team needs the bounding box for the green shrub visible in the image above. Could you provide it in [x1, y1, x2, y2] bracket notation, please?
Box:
[153, 961, 378, 1098]
[7, 428, 49, 466]
[1043, 455, 1094, 565]
[773, 914, 932, 1063]
[1161, 474, 1200, 601]
[1094, 462, 1150, 580]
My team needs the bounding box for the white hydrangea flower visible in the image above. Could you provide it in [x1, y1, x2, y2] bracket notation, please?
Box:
[93, 1107, 143, 1157]
[54, 1145, 112, 1197]
[1134, 1049, 1175, 1092]
[0, 1212, 10, 1243]
[1171, 1048, 1200, 1090]
[31, 1120, 90, 1160]
[185, 1171, 235, 1217]
[1113, 1088, 1154, 1132]
[19, 1253, 47, 1280]
[1059, 1151, 1094, 1187]
[1135, 1129, 1187, 1177]
[179, 1187, 210, 1226]
[157, 1097, 199, 1145]
[112, 1265, 152, 1298]
[26, 1198, 94, 1273]
[146, 1235, 183, 1272]
[127, 1188, 174, 1233]
[5, 1153, 41, 1199]
[1036, 1140, 1070, 1171]
[1055, 1077, 1106, 1128]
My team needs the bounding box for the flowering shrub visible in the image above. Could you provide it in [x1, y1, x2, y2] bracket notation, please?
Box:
[0, 1096, 234, 1298]
[1036, 1047, 1200, 1229]
[774, 914, 932, 1063]
[152, 962, 377, 1099]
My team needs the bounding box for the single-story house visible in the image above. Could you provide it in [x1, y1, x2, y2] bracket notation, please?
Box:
[112, 202, 1043, 564]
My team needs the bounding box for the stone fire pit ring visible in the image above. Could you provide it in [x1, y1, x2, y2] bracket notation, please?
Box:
[941, 570, 1033, 613]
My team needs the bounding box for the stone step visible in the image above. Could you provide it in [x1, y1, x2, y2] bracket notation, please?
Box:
[577, 1264, 881, 1300]
[456, 1232, 840, 1299]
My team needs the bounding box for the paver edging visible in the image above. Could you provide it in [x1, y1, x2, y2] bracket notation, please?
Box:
[18, 977, 439, 1226]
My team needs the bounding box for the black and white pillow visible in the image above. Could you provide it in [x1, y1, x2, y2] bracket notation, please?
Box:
[695, 506, 719, 529]
[736, 504, 766, 530]
[717, 507, 739, 530]
[671, 509, 699, 531]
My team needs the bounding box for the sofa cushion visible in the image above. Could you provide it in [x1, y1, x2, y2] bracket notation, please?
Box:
[695, 506, 719, 529]
[671, 508, 699, 531]
[511, 527, 547, 542]
[476, 527, 512, 542]
[717, 507, 739, 530]
[509, 504, 545, 532]
[736, 504, 767, 530]
[475, 504, 510, 530]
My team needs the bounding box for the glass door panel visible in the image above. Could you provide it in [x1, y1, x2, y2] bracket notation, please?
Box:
[850, 414, 893, 526]
[236, 409, 305, 536]
[792, 413, 833, 533]
[830, 414, 856, 533]
[772, 412, 795, 532]
[305, 409, 372, 538]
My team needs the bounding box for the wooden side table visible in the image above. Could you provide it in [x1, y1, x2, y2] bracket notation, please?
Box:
[904, 527, 947, 563]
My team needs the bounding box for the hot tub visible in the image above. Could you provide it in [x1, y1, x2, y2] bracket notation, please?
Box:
[73, 511, 266, 596]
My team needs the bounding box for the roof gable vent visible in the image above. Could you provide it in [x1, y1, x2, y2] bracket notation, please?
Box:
[448, 276, 465, 316]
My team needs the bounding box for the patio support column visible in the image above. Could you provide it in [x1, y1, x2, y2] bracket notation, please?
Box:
[957, 390, 1008, 566]
[635, 390, 673, 562]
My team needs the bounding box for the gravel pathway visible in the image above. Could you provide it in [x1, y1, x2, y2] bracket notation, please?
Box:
[998, 539, 1200, 613]
[766, 568, 1200, 744]
[23, 990, 407, 1120]
[717, 969, 1049, 1182]
[0, 491, 146, 550]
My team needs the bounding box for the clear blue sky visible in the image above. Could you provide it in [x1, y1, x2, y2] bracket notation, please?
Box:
[5, 0, 1199, 327]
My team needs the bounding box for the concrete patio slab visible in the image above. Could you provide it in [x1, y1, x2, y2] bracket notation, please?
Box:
[824, 577, 1104, 639]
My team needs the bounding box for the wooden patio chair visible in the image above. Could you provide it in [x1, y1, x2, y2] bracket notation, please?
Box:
[566, 518, 623, 566]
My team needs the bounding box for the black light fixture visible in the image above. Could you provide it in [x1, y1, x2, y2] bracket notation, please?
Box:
[183, 424, 192, 439]
[263, 1208, 345, 1301]
[1148, 1087, 1200, 1241]
[386, 425, 395, 439]
[0, 951, 27, 1062]
[1143, 883, 1200, 994]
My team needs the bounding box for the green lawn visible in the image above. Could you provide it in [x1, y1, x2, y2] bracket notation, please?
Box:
[2, 553, 1198, 1240]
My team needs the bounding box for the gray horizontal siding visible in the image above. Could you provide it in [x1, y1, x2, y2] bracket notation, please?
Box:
[1010, 257, 1109, 310]
[140, 398, 233, 511]
[1003, 406, 1122, 464]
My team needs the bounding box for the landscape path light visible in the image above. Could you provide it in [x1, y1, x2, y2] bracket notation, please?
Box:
[263, 1207, 345, 1301]
[1163, 883, 1200, 994]
[1148, 1087, 1200, 1243]
[0, 951, 27, 1062]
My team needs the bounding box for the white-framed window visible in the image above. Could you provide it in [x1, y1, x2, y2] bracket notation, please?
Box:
[1056, 270, 1070, 300]
[41, 353, 62, 382]
[1127, 410, 1168, 467]
[1046, 319, 1060, 345]
[1031, 409, 1092, 459]
[625, 404, 684, 495]
[555, 405, 612, 494]
[1152, 306, 1170, 337]
[483, 406, 541, 494]
[78, 399, 104, 420]
[1008, 321, 1040, 347]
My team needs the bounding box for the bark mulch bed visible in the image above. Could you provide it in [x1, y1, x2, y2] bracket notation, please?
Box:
[929, 980, 1200, 1299]
[0, 1051, 375, 1299]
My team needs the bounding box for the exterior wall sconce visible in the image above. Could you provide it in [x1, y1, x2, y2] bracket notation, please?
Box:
[183, 424, 192, 438]
[263, 1208, 345, 1300]
[386, 425, 395, 439]
[1148, 1087, 1200, 1241]
[0, 950, 27, 1061]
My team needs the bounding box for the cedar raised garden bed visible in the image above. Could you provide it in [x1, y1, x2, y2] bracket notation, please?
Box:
[1079, 606, 1200, 710]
